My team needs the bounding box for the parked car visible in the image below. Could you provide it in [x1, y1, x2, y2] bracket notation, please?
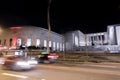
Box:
[1, 55, 38, 71]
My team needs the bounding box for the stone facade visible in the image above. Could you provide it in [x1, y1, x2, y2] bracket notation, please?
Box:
[64, 24, 120, 52]
[1, 24, 120, 53]
[0, 26, 64, 52]
[64, 30, 85, 51]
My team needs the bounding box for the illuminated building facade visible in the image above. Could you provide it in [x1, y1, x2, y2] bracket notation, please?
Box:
[0, 26, 64, 52]
[65, 24, 120, 52]
[1, 24, 120, 52]
[64, 30, 85, 51]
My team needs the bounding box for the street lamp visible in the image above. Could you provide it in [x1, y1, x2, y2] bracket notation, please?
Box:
[47, 0, 52, 53]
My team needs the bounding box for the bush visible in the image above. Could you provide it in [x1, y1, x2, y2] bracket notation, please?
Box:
[27, 46, 40, 50]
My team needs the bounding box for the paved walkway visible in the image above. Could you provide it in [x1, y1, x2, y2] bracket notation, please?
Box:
[38, 62, 120, 76]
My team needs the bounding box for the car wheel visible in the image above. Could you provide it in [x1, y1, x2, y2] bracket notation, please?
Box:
[49, 59, 56, 63]
[43, 60, 50, 63]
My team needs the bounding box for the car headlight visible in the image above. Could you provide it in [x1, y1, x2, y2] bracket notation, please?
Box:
[28, 60, 38, 64]
[16, 61, 29, 66]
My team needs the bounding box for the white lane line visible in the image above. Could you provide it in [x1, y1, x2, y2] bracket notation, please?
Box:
[89, 65, 117, 68]
[2, 73, 28, 79]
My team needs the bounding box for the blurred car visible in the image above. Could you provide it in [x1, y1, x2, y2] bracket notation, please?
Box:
[36, 51, 59, 63]
[1, 55, 38, 70]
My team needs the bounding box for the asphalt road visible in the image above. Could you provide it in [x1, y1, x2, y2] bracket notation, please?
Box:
[0, 63, 120, 80]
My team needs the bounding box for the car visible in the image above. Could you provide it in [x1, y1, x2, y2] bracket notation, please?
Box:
[1, 55, 38, 71]
[35, 51, 59, 63]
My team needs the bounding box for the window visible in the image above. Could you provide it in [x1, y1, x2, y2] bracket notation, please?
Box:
[60, 43, 62, 51]
[57, 42, 59, 50]
[26, 39, 31, 47]
[63, 44, 65, 51]
[53, 42, 56, 51]
[0, 40, 1, 45]
[10, 38, 12, 47]
[36, 39, 40, 47]
[4, 39, 6, 46]
[17, 38, 22, 46]
[75, 36, 79, 46]
[49, 41, 51, 47]
[44, 40, 47, 47]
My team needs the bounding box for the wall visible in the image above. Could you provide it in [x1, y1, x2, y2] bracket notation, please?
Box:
[0, 26, 64, 52]
[64, 30, 85, 51]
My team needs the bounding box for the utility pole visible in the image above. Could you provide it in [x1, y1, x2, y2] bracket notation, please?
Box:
[47, 0, 52, 54]
[85, 34, 88, 56]
[85, 34, 89, 62]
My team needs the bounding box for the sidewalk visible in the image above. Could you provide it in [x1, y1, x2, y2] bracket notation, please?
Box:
[57, 60, 120, 66]
[38, 61, 120, 70]
[38, 62, 120, 76]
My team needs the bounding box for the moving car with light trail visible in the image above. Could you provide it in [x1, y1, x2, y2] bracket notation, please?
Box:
[35, 51, 59, 63]
[1, 55, 38, 70]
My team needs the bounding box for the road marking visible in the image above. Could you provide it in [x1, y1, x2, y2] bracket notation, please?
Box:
[2, 73, 28, 79]
[89, 65, 117, 68]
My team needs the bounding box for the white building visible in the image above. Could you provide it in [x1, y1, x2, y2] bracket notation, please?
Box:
[0, 26, 64, 52]
[64, 24, 120, 53]
[1, 24, 120, 53]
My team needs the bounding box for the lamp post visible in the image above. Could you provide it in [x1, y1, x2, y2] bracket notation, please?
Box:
[47, 0, 52, 54]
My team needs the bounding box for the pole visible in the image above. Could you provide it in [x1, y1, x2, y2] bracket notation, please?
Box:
[85, 34, 89, 62]
[85, 34, 88, 56]
[47, 0, 52, 54]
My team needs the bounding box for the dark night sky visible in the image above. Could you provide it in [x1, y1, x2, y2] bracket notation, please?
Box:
[0, 0, 120, 34]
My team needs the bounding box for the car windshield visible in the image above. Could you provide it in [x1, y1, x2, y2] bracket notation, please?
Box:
[5, 55, 34, 61]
